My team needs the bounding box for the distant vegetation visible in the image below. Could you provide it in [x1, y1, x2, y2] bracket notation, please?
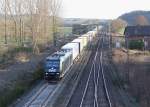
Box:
[119, 10, 150, 26]
[63, 18, 102, 27]
[59, 27, 72, 36]
[72, 24, 96, 35]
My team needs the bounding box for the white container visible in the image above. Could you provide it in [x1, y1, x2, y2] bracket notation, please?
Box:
[83, 34, 90, 43]
[62, 42, 80, 60]
[87, 31, 94, 41]
[79, 36, 88, 47]
[72, 38, 84, 52]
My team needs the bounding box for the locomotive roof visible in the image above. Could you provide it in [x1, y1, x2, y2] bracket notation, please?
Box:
[46, 50, 72, 61]
[46, 52, 64, 60]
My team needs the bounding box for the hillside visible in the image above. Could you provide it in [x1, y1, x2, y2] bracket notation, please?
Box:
[119, 10, 150, 25]
[63, 18, 107, 27]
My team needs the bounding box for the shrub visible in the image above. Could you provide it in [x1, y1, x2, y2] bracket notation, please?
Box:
[0, 69, 43, 107]
[32, 68, 44, 80]
[129, 40, 144, 50]
[0, 82, 28, 107]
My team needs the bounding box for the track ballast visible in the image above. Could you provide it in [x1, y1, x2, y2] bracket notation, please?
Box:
[67, 34, 112, 107]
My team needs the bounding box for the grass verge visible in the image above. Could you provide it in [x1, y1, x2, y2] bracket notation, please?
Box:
[0, 68, 43, 107]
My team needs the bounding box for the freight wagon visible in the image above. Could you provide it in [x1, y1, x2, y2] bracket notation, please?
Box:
[62, 42, 80, 60]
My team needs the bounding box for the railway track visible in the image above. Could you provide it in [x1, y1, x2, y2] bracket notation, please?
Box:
[21, 33, 113, 107]
[24, 83, 57, 107]
[22, 47, 91, 107]
[67, 35, 112, 107]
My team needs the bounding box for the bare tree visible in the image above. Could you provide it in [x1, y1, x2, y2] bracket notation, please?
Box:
[111, 19, 127, 33]
[5, 0, 28, 45]
[0, 0, 8, 44]
[0, 0, 62, 53]
[49, 0, 62, 46]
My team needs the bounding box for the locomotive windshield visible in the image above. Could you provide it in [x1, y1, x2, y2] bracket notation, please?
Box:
[45, 60, 60, 71]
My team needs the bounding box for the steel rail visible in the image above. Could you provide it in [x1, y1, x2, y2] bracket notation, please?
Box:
[79, 38, 101, 107]
[24, 47, 89, 107]
[100, 36, 112, 107]
[24, 83, 49, 107]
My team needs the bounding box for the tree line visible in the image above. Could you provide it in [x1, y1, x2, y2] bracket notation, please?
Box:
[0, 0, 61, 53]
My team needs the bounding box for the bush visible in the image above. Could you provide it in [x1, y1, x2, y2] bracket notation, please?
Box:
[0, 82, 28, 107]
[33, 68, 44, 80]
[0, 69, 43, 107]
[129, 40, 144, 50]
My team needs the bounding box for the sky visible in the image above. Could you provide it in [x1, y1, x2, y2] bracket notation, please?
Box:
[62, 0, 150, 19]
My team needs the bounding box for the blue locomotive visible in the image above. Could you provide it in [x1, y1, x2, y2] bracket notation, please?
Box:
[44, 49, 73, 80]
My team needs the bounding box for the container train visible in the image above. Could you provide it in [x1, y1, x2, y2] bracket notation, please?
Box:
[44, 28, 98, 80]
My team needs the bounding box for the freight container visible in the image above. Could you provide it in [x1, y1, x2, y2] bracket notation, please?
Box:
[87, 31, 94, 41]
[72, 38, 84, 52]
[79, 36, 89, 47]
[82, 34, 90, 43]
[61, 42, 80, 60]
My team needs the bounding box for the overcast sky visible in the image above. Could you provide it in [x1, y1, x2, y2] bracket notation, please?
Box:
[62, 0, 150, 19]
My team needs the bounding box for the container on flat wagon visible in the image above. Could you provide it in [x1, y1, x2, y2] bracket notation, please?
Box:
[56, 50, 73, 74]
[93, 29, 98, 36]
[79, 36, 88, 47]
[61, 42, 80, 60]
[82, 34, 90, 43]
[57, 49, 73, 61]
[72, 38, 84, 52]
[87, 31, 94, 41]
[91, 31, 95, 37]
[77, 37, 86, 48]
[76, 37, 84, 48]
[88, 30, 96, 37]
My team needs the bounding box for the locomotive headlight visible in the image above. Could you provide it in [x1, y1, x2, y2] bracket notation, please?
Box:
[46, 73, 48, 75]
[57, 73, 59, 75]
